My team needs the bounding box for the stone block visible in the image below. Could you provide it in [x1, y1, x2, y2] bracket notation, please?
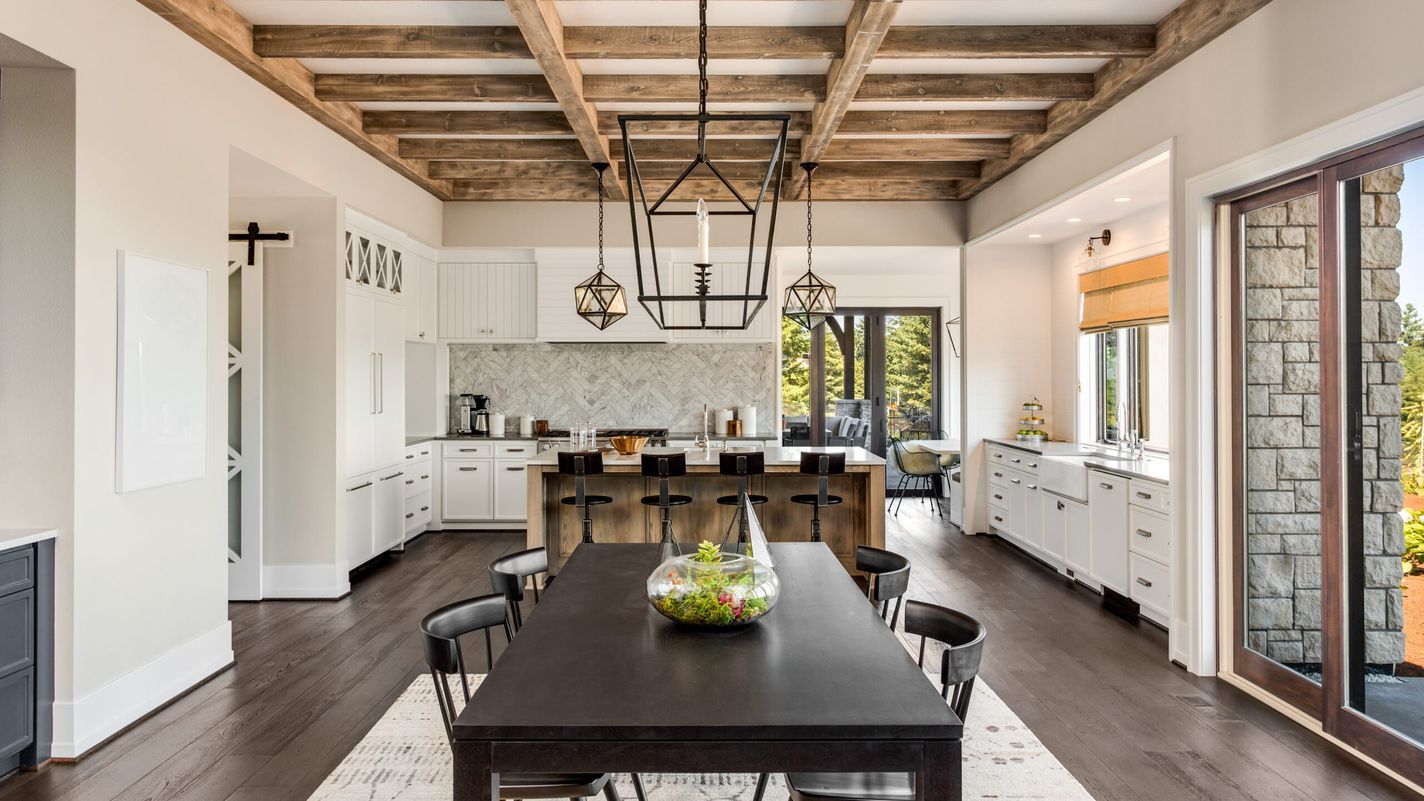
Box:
[1246, 342, 1284, 384]
[1248, 534, 1283, 554]
[1279, 226, 1306, 247]
[1283, 363, 1319, 393]
[1371, 480, 1403, 514]
[1303, 631, 1322, 662]
[1280, 300, 1317, 321]
[1272, 320, 1319, 342]
[1384, 513, 1405, 555]
[1249, 597, 1295, 629]
[1375, 193, 1402, 226]
[1307, 228, 1319, 270]
[1383, 361, 1405, 384]
[1362, 227, 1403, 269]
[1268, 392, 1303, 416]
[1303, 396, 1320, 426]
[1361, 301, 1380, 341]
[1364, 589, 1387, 628]
[1386, 588, 1405, 630]
[1363, 423, 1379, 450]
[1378, 416, 1402, 459]
[1248, 449, 1278, 490]
[1364, 514, 1383, 552]
[1248, 554, 1296, 597]
[1303, 426, 1319, 448]
[1247, 247, 1306, 287]
[1362, 164, 1405, 194]
[1365, 555, 1403, 589]
[1359, 194, 1377, 227]
[1248, 417, 1302, 448]
[1293, 590, 1322, 629]
[1367, 383, 1401, 417]
[1247, 205, 1288, 226]
[1376, 342, 1402, 362]
[1366, 630, 1406, 665]
[1379, 301, 1402, 340]
[1282, 533, 1321, 554]
[1367, 362, 1382, 385]
[1287, 194, 1318, 225]
[1246, 226, 1278, 247]
[1294, 481, 1321, 513]
[1281, 287, 1317, 301]
[1282, 342, 1311, 363]
[1276, 448, 1319, 480]
[1294, 558, 1321, 590]
[1248, 631, 1268, 653]
[1369, 268, 1401, 301]
[1249, 490, 1296, 513]
[1379, 458, 1401, 483]
[1304, 268, 1318, 288]
[1267, 639, 1304, 664]
[1246, 385, 1270, 416]
[1246, 288, 1283, 320]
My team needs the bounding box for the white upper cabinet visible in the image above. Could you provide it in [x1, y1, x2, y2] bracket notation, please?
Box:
[535, 250, 665, 342]
[438, 262, 537, 340]
[345, 287, 406, 477]
[404, 253, 437, 342]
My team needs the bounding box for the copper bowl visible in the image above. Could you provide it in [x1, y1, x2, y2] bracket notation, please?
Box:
[609, 435, 649, 455]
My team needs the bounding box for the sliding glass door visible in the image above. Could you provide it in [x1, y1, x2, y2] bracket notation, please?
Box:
[1223, 125, 1424, 783]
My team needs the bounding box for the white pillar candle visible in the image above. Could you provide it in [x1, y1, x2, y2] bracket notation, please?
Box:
[696, 198, 710, 264]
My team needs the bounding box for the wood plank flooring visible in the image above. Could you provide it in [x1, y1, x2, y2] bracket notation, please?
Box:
[0, 509, 1418, 801]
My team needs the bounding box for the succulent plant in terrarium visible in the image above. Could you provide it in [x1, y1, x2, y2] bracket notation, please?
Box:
[647, 540, 780, 628]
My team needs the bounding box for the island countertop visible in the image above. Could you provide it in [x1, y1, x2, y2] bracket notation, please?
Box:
[525, 445, 885, 469]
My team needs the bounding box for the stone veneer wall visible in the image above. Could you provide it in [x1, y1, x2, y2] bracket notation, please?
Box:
[1243, 165, 1406, 666]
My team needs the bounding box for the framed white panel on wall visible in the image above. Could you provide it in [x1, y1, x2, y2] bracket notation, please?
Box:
[115, 250, 209, 492]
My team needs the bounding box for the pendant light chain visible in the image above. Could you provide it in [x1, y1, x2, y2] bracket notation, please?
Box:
[805, 166, 814, 272]
[597, 165, 605, 270]
[697, 0, 709, 119]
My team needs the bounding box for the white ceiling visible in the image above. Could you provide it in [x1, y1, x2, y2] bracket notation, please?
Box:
[987, 151, 1170, 245]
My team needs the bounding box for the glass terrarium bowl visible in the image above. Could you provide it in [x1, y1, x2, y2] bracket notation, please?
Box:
[647, 550, 780, 629]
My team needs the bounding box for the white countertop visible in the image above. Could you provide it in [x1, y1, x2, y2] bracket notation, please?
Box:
[987, 438, 1170, 485]
[0, 528, 57, 549]
[527, 445, 885, 468]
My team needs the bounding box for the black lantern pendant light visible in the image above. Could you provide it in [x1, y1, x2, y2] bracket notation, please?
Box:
[618, 0, 790, 331]
[574, 163, 628, 330]
[783, 163, 837, 330]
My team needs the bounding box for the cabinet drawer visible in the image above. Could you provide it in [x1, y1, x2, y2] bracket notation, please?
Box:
[988, 445, 1039, 475]
[1128, 479, 1168, 512]
[1129, 553, 1170, 622]
[403, 467, 433, 499]
[403, 441, 434, 463]
[987, 503, 1010, 531]
[404, 491, 433, 529]
[987, 466, 1011, 490]
[444, 442, 492, 459]
[0, 667, 33, 759]
[987, 485, 1010, 507]
[0, 547, 34, 597]
[0, 589, 34, 678]
[1128, 506, 1171, 564]
[493, 442, 536, 460]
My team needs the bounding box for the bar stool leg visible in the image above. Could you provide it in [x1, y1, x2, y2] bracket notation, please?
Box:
[582, 506, 595, 544]
[810, 504, 822, 542]
[660, 506, 674, 545]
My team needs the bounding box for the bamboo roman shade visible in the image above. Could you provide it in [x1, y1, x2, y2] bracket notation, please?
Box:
[1079, 252, 1169, 332]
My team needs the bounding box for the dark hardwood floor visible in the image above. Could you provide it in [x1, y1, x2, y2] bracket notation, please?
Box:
[0, 507, 1418, 801]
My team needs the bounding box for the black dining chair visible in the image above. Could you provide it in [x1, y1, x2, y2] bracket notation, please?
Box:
[559, 450, 614, 544]
[421, 595, 645, 801]
[715, 450, 768, 544]
[641, 450, 693, 548]
[856, 546, 910, 629]
[489, 547, 551, 634]
[790, 451, 846, 542]
[751, 600, 986, 801]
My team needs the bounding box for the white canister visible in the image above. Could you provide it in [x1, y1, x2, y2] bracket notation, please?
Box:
[715, 408, 735, 435]
[519, 415, 534, 438]
[737, 405, 757, 437]
[490, 413, 506, 438]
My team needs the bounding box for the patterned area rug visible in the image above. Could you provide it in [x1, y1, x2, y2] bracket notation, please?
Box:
[309, 637, 1093, 801]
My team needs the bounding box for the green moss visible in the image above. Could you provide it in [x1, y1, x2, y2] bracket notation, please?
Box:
[652, 541, 772, 626]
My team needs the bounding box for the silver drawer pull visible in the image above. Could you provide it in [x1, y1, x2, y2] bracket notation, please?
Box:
[420, 474, 429, 480]
[346, 481, 372, 492]
[993, 493, 1004, 501]
[1010, 478, 1021, 484]
[506, 466, 524, 472]
[459, 448, 481, 453]
[1136, 577, 1153, 588]
[405, 479, 414, 485]
[506, 448, 526, 453]
[1010, 457, 1021, 463]
[1135, 491, 1152, 499]
[405, 454, 414, 460]
[993, 515, 1004, 523]
[1027, 484, 1038, 490]
[1027, 462, 1038, 469]
[421, 506, 430, 512]
[459, 466, 479, 472]
[381, 471, 403, 481]
[405, 512, 414, 519]
[1099, 482, 1114, 490]
[993, 471, 1003, 478]
[420, 450, 429, 455]
[1136, 528, 1153, 538]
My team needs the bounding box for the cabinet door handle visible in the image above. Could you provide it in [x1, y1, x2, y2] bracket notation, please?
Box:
[505, 448, 526, 453]
[993, 515, 1004, 523]
[1010, 478, 1021, 484]
[1027, 484, 1038, 490]
[381, 471, 403, 481]
[369, 352, 378, 414]
[459, 448, 482, 453]
[405, 512, 415, 519]
[459, 466, 479, 472]
[1027, 462, 1038, 469]
[506, 466, 524, 472]
[1057, 501, 1065, 511]
[1136, 528, 1153, 538]
[993, 493, 1004, 501]
[376, 352, 384, 413]
[993, 471, 1003, 478]
[1099, 482, 1114, 490]
[420, 474, 430, 480]
[1136, 577, 1153, 588]
[347, 481, 373, 492]
[1135, 491, 1152, 499]
[420, 450, 430, 456]
[405, 479, 415, 485]
[405, 454, 415, 460]
[1010, 457, 1021, 463]
[420, 506, 430, 512]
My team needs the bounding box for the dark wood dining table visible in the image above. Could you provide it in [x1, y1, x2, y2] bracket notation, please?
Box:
[452, 542, 963, 801]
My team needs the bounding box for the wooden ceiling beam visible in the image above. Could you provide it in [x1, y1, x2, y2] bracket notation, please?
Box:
[134, 0, 450, 199]
[857, 73, 1094, 101]
[431, 160, 606, 180]
[584, 74, 823, 104]
[837, 109, 1046, 135]
[563, 26, 843, 59]
[960, 0, 1273, 197]
[611, 139, 802, 162]
[505, 0, 623, 198]
[314, 73, 555, 102]
[252, 25, 531, 58]
[787, 0, 902, 199]
[451, 178, 960, 202]
[400, 138, 587, 160]
[364, 110, 572, 135]
[821, 138, 1011, 161]
[602, 112, 810, 137]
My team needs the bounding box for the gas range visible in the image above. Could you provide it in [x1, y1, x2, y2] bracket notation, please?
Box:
[536, 427, 669, 451]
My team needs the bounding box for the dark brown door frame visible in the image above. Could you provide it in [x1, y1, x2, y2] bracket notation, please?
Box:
[1221, 123, 1424, 786]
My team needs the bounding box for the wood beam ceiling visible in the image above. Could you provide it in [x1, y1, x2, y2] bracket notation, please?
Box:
[314, 74, 555, 103]
[253, 25, 531, 58]
[959, 0, 1273, 197]
[430, 160, 979, 182]
[450, 178, 960, 202]
[135, 0, 450, 199]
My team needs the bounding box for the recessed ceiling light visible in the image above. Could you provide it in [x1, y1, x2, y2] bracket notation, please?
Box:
[1028, 233, 1043, 239]
[1066, 217, 1082, 223]
[1113, 196, 1132, 203]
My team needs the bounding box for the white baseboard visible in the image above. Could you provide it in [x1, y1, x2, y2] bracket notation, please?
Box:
[51, 621, 233, 758]
[262, 562, 351, 599]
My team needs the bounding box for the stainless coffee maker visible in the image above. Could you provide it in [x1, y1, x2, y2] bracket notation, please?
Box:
[471, 395, 491, 436]
[455, 394, 477, 435]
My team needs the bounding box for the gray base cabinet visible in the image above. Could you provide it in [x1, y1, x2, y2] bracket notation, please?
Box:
[0, 538, 52, 778]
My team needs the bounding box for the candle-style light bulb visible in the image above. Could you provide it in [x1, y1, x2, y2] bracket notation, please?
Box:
[696, 198, 710, 264]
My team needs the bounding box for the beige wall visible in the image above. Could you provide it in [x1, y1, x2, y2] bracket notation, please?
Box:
[0, 0, 442, 755]
[445, 200, 967, 248]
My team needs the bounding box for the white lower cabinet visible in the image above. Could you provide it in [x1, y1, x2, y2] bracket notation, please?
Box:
[495, 461, 528, 520]
[1041, 491, 1086, 570]
[443, 459, 494, 520]
[343, 466, 405, 570]
[342, 477, 374, 569]
[440, 441, 534, 524]
[373, 467, 406, 552]
[1088, 470, 1130, 595]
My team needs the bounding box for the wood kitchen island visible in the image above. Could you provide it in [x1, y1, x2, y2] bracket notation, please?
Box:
[526, 446, 886, 574]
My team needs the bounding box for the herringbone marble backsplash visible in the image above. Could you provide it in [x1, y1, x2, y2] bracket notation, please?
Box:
[448, 343, 777, 435]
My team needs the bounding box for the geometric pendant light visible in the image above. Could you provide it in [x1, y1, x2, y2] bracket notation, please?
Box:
[782, 163, 837, 330]
[575, 163, 629, 330]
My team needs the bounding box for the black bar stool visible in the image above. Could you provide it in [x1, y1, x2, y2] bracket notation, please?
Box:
[790, 451, 846, 542]
[558, 450, 613, 544]
[640, 451, 692, 548]
[715, 451, 768, 544]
